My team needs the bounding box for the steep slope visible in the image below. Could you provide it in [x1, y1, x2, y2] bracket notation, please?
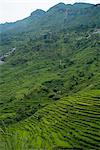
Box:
[0, 3, 99, 34]
[0, 90, 100, 149]
[0, 3, 100, 54]
[0, 9, 46, 33]
[0, 2, 100, 150]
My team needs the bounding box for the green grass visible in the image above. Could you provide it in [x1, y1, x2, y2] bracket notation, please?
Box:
[0, 28, 100, 149]
[0, 90, 100, 149]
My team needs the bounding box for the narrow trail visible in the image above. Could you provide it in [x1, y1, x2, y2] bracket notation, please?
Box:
[0, 47, 16, 65]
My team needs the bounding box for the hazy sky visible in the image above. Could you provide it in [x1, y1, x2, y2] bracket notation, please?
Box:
[0, 0, 99, 23]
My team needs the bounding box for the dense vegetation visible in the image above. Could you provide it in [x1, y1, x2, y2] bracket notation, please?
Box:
[0, 2, 100, 149]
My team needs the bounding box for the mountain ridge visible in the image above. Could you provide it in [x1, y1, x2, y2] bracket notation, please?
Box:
[0, 2, 100, 40]
[0, 2, 98, 25]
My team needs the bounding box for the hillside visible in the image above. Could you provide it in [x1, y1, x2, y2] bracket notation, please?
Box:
[0, 3, 100, 54]
[0, 2, 100, 150]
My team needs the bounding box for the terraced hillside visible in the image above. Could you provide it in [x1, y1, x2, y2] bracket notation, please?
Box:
[0, 2, 100, 150]
[0, 29, 100, 149]
[0, 90, 100, 149]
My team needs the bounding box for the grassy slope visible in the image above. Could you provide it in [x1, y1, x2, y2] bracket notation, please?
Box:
[0, 90, 100, 149]
[0, 28, 100, 149]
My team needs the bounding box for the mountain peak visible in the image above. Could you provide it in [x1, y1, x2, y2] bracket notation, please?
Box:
[30, 9, 45, 17]
[55, 2, 66, 6]
[47, 2, 66, 13]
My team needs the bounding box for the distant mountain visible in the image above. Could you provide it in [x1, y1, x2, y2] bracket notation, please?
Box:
[0, 2, 100, 55]
[0, 9, 45, 34]
[30, 9, 45, 17]
[0, 3, 100, 35]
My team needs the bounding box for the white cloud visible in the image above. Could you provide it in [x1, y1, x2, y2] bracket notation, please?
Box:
[0, 0, 99, 23]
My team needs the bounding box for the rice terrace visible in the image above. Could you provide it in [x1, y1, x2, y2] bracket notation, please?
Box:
[0, 1, 100, 149]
